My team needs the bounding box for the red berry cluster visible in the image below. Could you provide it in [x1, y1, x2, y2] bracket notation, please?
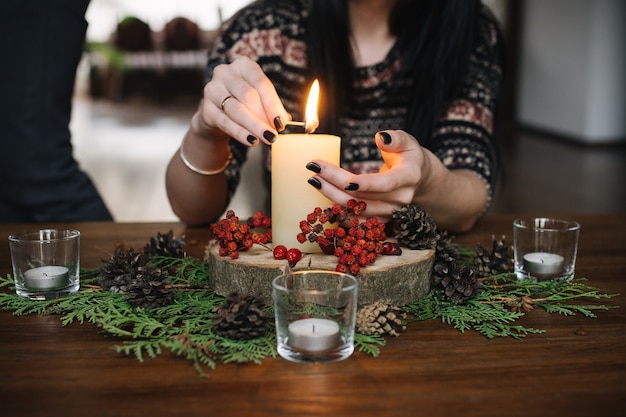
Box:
[297, 199, 400, 275]
[211, 210, 272, 259]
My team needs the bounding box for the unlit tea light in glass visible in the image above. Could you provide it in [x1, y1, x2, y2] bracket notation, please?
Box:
[513, 218, 580, 281]
[522, 252, 564, 276]
[288, 318, 341, 353]
[8, 228, 80, 300]
[23, 266, 70, 290]
[272, 270, 357, 364]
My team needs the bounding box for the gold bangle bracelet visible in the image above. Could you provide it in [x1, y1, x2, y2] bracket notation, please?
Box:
[179, 137, 232, 176]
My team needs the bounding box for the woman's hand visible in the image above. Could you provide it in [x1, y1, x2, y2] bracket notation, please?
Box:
[306, 130, 426, 222]
[198, 56, 292, 145]
[305, 130, 488, 231]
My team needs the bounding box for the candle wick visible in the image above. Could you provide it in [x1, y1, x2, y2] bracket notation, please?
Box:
[43, 273, 48, 277]
[312, 324, 315, 333]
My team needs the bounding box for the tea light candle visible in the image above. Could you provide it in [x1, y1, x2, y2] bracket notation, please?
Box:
[271, 80, 340, 252]
[23, 266, 69, 290]
[523, 252, 564, 275]
[288, 318, 341, 353]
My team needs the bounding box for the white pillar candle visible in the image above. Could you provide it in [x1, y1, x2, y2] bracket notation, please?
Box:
[287, 318, 341, 353]
[523, 252, 565, 275]
[23, 266, 69, 290]
[271, 133, 340, 252]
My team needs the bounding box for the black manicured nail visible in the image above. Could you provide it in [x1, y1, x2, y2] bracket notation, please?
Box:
[307, 177, 322, 189]
[344, 182, 359, 191]
[247, 135, 258, 144]
[306, 162, 321, 173]
[263, 130, 276, 142]
[379, 131, 392, 145]
[274, 116, 285, 131]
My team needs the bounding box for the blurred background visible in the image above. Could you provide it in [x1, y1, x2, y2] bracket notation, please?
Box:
[70, 0, 626, 222]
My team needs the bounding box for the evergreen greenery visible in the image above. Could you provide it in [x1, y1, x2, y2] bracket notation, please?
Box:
[404, 273, 617, 339]
[0, 254, 384, 376]
[0, 233, 618, 376]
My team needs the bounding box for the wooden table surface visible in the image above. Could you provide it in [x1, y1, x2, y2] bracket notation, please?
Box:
[1, 214, 625, 417]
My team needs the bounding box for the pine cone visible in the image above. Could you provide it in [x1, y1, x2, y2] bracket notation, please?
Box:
[434, 230, 458, 266]
[356, 302, 406, 336]
[392, 204, 439, 249]
[126, 266, 175, 310]
[99, 248, 145, 293]
[212, 292, 269, 340]
[144, 230, 186, 258]
[432, 262, 481, 303]
[475, 234, 514, 277]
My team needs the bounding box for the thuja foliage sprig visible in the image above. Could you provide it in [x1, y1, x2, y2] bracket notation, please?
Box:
[147, 255, 210, 286]
[111, 289, 279, 376]
[479, 274, 618, 317]
[0, 251, 384, 376]
[404, 273, 618, 339]
[354, 333, 386, 357]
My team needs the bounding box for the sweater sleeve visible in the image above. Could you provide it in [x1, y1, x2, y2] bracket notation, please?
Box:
[429, 7, 504, 211]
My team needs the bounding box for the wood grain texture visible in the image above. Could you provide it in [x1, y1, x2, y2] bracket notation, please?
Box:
[0, 215, 625, 417]
[204, 240, 434, 305]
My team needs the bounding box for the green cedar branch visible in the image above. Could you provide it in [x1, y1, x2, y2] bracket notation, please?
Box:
[404, 273, 617, 339]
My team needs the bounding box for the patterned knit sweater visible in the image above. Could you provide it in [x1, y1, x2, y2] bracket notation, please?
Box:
[206, 0, 503, 211]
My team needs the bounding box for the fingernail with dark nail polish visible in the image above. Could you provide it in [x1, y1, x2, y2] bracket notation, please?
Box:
[344, 182, 359, 191]
[247, 135, 258, 144]
[263, 130, 276, 142]
[306, 162, 321, 173]
[274, 116, 285, 131]
[307, 177, 322, 189]
[379, 131, 392, 145]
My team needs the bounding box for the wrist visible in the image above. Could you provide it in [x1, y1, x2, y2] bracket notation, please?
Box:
[180, 114, 232, 176]
[179, 134, 232, 176]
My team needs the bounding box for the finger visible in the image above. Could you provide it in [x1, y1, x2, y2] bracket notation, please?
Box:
[218, 58, 291, 134]
[375, 130, 422, 154]
[233, 58, 291, 131]
[205, 73, 277, 145]
[216, 94, 280, 145]
[308, 156, 415, 198]
[346, 131, 423, 192]
[306, 160, 355, 190]
[307, 175, 397, 221]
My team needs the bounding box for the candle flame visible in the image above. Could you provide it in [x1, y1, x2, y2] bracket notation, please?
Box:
[304, 80, 320, 133]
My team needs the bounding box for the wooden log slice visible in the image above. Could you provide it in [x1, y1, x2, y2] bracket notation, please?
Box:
[204, 241, 434, 306]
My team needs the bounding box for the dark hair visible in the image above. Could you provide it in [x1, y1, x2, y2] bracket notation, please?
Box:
[306, 0, 481, 145]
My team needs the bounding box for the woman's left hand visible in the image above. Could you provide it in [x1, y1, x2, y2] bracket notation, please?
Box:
[306, 130, 430, 222]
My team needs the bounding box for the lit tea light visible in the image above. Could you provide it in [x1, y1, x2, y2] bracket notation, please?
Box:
[271, 80, 340, 252]
[23, 266, 70, 290]
[287, 318, 341, 353]
[523, 252, 564, 275]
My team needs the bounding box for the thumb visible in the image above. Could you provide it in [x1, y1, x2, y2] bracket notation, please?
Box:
[375, 130, 421, 154]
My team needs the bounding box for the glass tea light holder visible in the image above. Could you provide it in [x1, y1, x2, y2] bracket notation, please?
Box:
[513, 218, 580, 281]
[272, 270, 358, 364]
[8, 229, 80, 300]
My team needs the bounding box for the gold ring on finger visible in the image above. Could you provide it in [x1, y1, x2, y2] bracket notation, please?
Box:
[220, 95, 234, 112]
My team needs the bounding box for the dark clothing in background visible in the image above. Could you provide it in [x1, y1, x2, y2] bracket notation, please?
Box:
[0, 0, 112, 222]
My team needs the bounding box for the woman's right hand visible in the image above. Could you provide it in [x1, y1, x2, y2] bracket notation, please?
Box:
[197, 56, 292, 145]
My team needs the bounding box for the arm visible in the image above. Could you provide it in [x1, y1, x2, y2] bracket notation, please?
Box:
[165, 58, 291, 225]
[165, 109, 231, 225]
